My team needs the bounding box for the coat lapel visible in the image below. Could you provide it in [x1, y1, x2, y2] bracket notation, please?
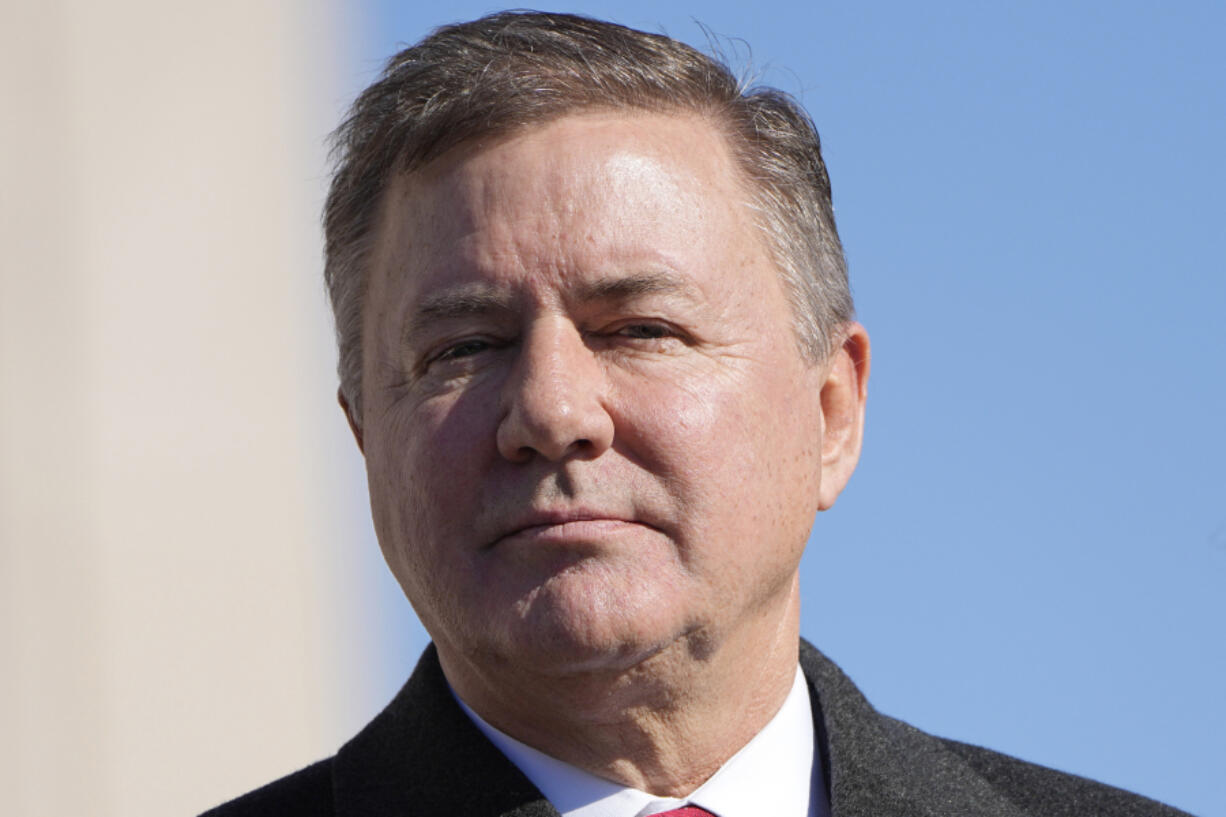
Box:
[333, 644, 560, 817]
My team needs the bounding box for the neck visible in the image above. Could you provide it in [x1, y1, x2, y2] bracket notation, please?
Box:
[438, 585, 802, 797]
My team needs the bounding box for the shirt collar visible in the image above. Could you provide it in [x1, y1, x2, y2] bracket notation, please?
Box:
[455, 665, 824, 817]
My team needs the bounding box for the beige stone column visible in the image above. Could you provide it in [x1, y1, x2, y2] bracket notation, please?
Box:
[0, 2, 363, 814]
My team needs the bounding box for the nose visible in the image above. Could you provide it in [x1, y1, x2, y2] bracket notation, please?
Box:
[496, 319, 615, 462]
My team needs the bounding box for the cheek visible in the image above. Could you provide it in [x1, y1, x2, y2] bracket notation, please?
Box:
[417, 396, 493, 481]
[364, 400, 495, 639]
[618, 371, 766, 523]
[619, 364, 822, 556]
[366, 393, 495, 562]
[400, 380, 501, 477]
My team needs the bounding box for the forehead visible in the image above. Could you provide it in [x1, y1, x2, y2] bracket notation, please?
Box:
[367, 111, 768, 306]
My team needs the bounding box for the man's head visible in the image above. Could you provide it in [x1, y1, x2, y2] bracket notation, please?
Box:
[327, 11, 869, 684]
[325, 10, 853, 424]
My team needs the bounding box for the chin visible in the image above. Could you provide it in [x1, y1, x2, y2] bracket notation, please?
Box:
[479, 581, 687, 676]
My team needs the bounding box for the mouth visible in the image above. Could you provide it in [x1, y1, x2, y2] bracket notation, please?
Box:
[487, 510, 652, 550]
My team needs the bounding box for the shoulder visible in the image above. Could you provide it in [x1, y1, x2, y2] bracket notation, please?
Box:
[199, 757, 335, 817]
[196, 645, 547, 817]
[798, 640, 1192, 817]
[936, 736, 1192, 817]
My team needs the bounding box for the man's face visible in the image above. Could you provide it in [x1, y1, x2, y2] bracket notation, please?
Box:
[356, 111, 863, 676]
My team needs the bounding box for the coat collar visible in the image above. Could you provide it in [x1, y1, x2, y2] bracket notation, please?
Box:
[333, 641, 1027, 817]
[334, 644, 558, 817]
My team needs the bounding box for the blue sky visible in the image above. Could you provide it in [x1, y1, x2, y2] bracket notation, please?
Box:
[336, 3, 1225, 814]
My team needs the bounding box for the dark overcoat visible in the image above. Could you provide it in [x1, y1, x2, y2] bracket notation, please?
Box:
[202, 640, 1191, 817]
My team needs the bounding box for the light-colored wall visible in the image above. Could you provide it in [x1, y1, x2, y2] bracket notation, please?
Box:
[0, 2, 364, 814]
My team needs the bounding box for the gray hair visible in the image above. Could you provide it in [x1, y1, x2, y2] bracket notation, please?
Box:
[325, 10, 853, 422]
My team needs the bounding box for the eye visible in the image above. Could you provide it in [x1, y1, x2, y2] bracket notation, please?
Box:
[432, 338, 492, 364]
[618, 323, 673, 340]
[599, 321, 689, 355]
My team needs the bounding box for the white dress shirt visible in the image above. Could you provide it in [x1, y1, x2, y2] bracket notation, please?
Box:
[456, 666, 828, 817]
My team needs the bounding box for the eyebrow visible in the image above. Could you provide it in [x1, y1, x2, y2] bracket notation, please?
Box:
[414, 285, 514, 323]
[573, 270, 698, 303]
[402, 284, 514, 348]
[403, 270, 698, 346]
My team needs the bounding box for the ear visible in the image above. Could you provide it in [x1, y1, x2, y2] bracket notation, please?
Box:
[338, 388, 365, 456]
[817, 322, 870, 510]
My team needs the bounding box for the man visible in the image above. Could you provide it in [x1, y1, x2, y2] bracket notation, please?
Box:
[205, 11, 1190, 817]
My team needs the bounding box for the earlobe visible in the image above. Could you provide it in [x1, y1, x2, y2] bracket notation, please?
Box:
[817, 323, 870, 511]
[338, 388, 366, 455]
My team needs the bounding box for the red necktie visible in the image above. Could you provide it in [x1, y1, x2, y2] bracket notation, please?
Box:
[652, 808, 716, 816]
